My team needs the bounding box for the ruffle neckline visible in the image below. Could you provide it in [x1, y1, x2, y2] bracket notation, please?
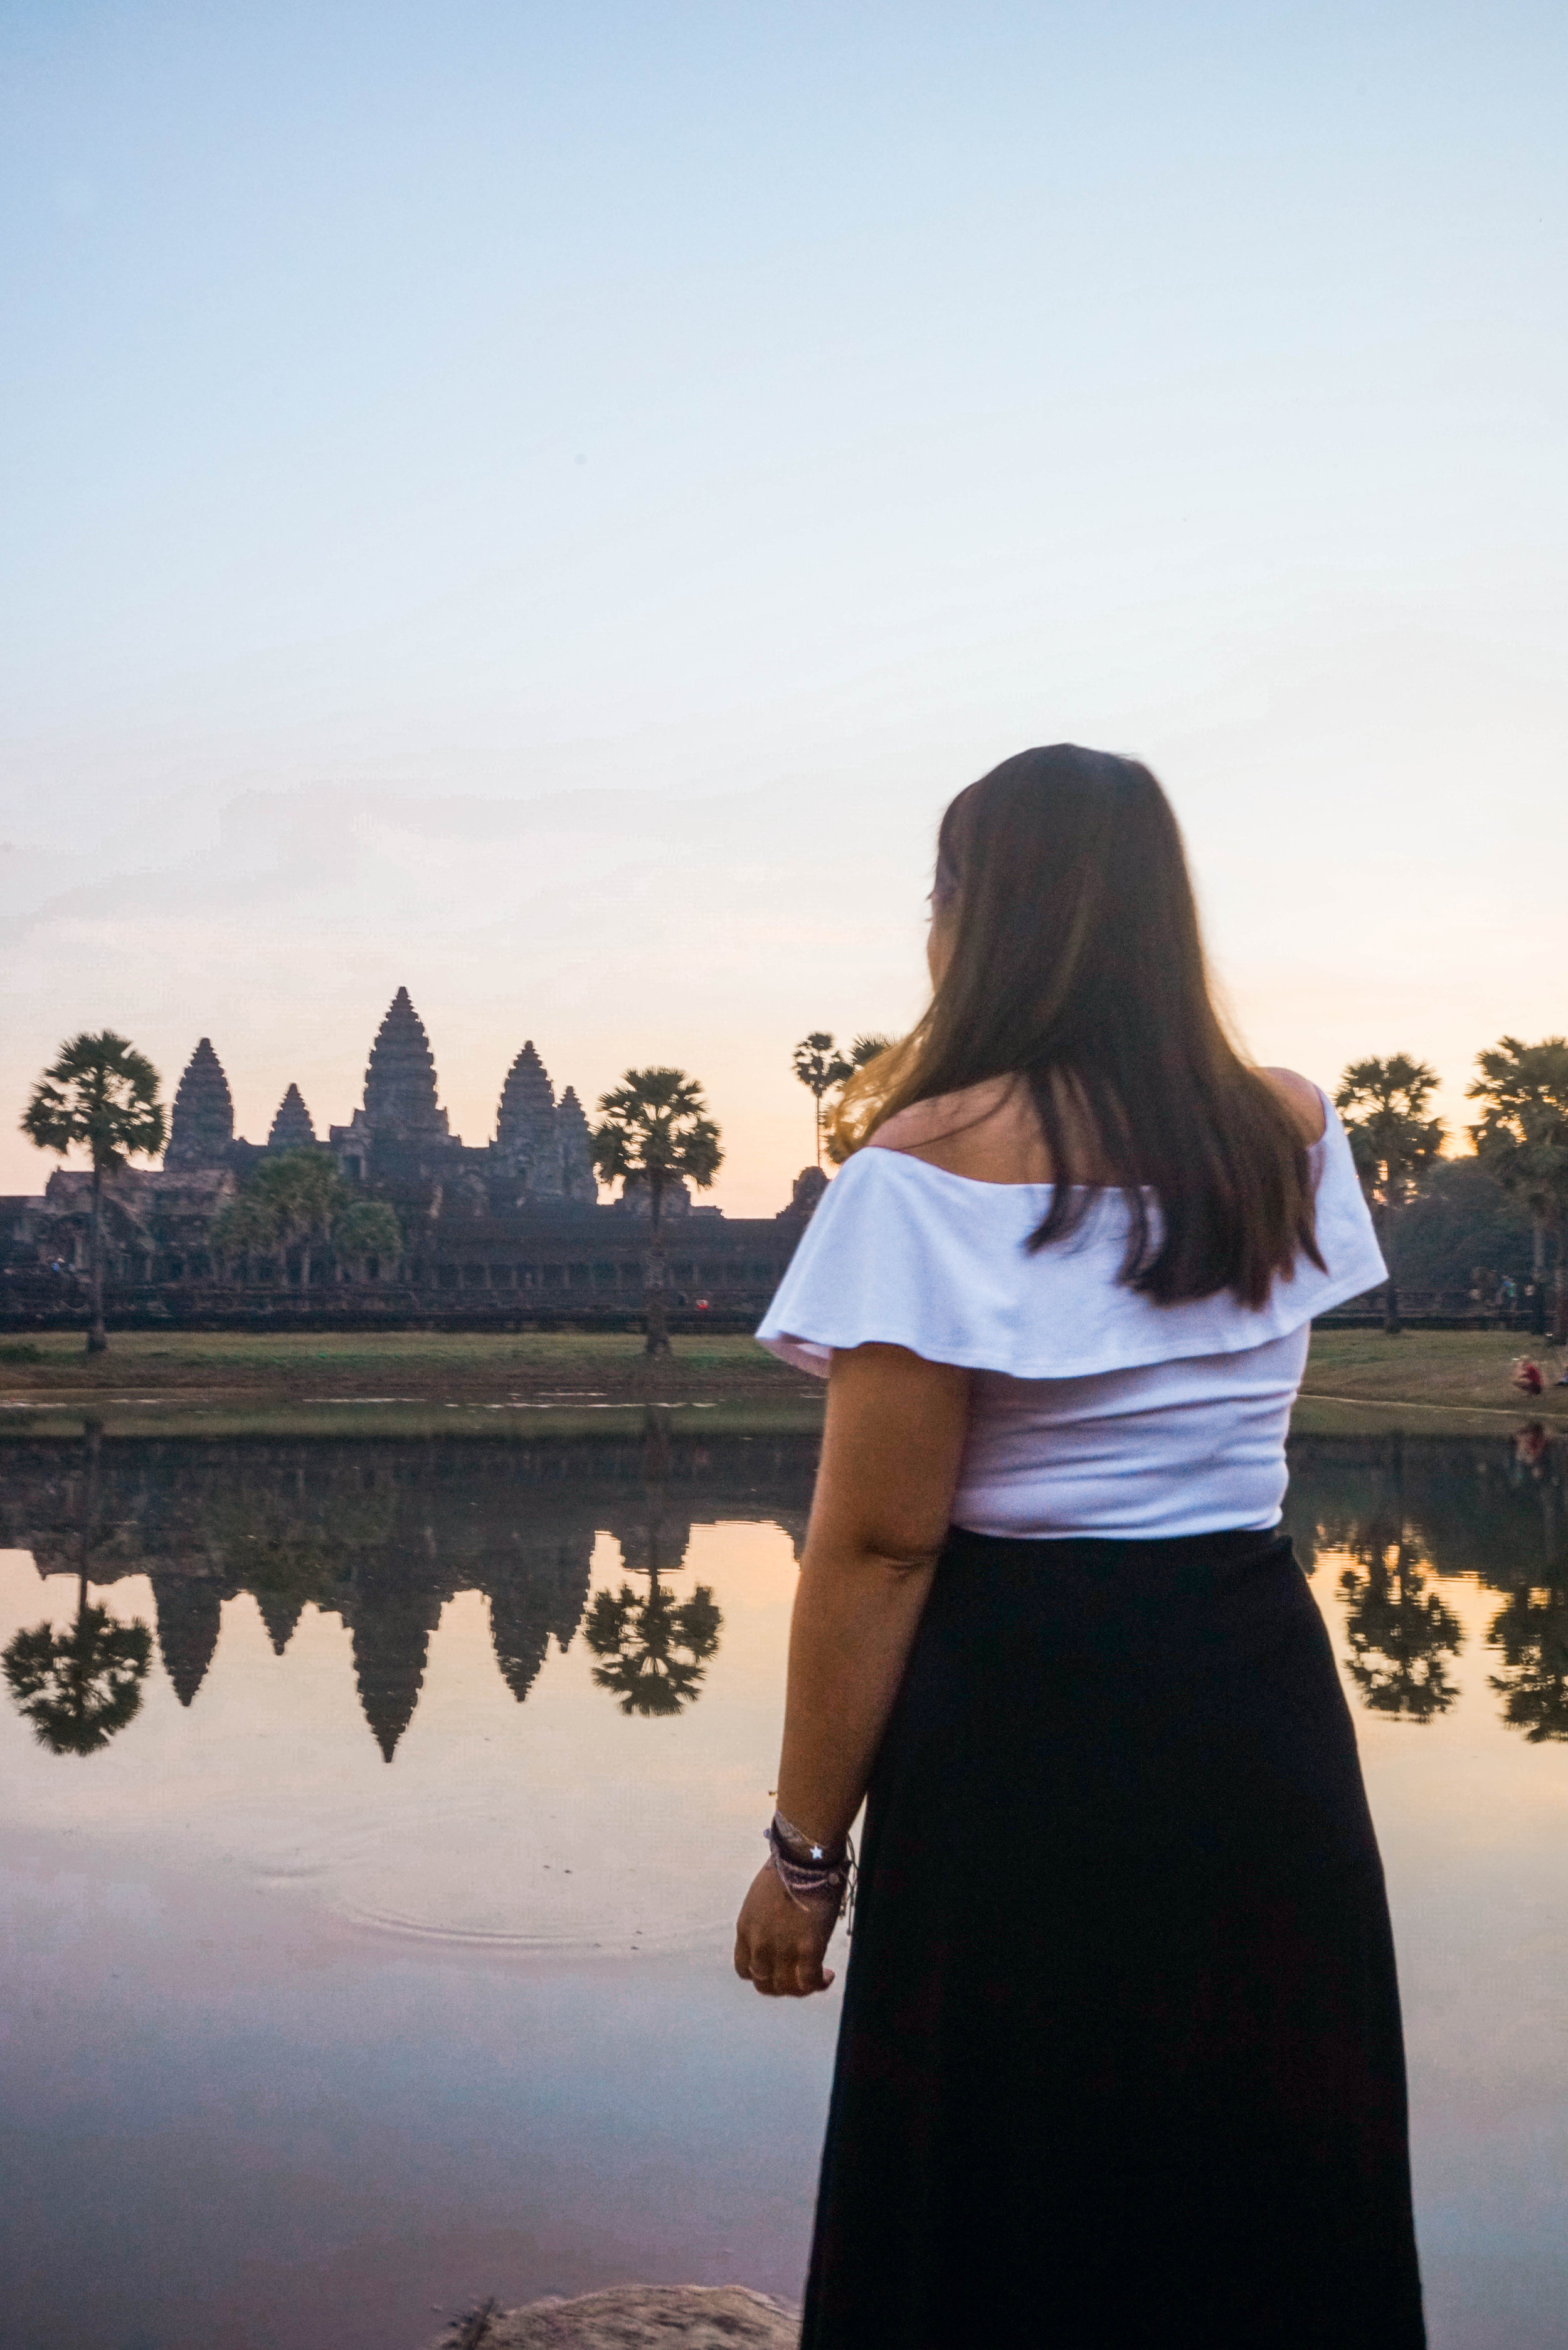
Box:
[755, 1102, 1385, 1383]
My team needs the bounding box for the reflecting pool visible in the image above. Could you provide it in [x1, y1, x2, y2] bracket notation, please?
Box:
[1, 1422, 1565, 2350]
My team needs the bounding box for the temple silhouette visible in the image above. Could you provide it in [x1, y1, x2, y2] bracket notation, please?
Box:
[3, 989, 825, 1314]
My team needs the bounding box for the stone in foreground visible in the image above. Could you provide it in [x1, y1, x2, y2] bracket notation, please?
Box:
[450, 2284, 799, 2347]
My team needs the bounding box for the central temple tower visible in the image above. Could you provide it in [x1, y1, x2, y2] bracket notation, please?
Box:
[361, 987, 449, 1141]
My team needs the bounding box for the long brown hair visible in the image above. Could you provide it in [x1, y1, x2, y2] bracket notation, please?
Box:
[832, 745, 1322, 1307]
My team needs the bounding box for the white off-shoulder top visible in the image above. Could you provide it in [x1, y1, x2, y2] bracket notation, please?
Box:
[756, 1096, 1385, 1539]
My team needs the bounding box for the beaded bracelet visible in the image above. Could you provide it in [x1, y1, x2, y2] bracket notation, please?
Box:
[766, 1809, 857, 1930]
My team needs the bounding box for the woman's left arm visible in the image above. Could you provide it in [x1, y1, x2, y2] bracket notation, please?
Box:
[734, 1341, 972, 1999]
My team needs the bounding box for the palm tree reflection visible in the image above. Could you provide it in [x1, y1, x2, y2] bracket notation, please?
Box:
[585, 1406, 723, 1716]
[1487, 1583, 1568, 1742]
[585, 1577, 722, 1715]
[1486, 1435, 1568, 1742]
[3, 1417, 154, 1755]
[1337, 1531, 1464, 1722]
[3, 1573, 152, 1754]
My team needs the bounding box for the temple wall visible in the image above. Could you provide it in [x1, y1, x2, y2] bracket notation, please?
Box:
[0, 1199, 810, 1327]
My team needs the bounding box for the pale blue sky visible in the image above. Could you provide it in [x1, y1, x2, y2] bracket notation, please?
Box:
[3, 2, 1564, 1208]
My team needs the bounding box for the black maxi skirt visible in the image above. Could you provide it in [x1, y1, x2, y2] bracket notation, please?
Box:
[802, 1526, 1426, 2349]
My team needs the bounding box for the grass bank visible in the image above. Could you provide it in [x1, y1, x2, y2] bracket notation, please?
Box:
[0, 1327, 808, 1403]
[0, 1326, 1560, 1441]
[1298, 1328, 1567, 1431]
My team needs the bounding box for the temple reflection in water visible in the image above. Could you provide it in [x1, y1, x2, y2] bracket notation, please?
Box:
[3, 1425, 1566, 1754]
[0, 1421, 813, 1757]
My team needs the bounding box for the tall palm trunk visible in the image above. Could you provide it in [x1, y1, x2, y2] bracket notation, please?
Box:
[78, 1417, 102, 1614]
[1532, 1214, 1548, 1336]
[1378, 1203, 1401, 1336]
[87, 1160, 107, 1353]
[643, 1401, 673, 1482]
[80, 1418, 102, 1590]
[644, 1176, 670, 1358]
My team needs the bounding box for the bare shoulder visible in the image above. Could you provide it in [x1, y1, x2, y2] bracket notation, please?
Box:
[1258, 1066, 1327, 1144]
[869, 1078, 1049, 1182]
[869, 1082, 1009, 1156]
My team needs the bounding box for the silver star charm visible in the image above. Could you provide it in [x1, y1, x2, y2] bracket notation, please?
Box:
[810, 1844, 824, 1860]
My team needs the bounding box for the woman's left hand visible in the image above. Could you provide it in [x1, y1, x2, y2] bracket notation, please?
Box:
[734, 1863, 837, 1997]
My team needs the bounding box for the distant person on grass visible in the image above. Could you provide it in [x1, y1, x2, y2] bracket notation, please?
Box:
[736, 747, 1426, 2348]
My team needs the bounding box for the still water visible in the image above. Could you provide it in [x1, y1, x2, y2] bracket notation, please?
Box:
[1, 1423, 1565, 2350]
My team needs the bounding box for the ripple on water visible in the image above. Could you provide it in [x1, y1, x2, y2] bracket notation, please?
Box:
[247, 1787, 749, 1955]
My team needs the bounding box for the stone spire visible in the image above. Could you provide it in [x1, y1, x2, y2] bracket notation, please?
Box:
[152, 1575, 223, 1706]
[253, 1583, 306, 1656]
[558, 1086, 598, 1203]
[497, 1041, 554, 1146]
[165, 1039, 234, 1169]
[348, 1568, 442, 1762]
[267, 1083, 317, 1151]
[487, 1531, 595, 1704]
[488, 1573, 556, 1707]
[495, 1040, 561, 1191]
[361, 987, 448, 1141]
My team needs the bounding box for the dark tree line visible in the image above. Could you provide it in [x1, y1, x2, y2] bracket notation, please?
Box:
[1336, 1041, 1568, 1334]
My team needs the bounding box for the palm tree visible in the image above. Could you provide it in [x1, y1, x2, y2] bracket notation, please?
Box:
[208, 1188, 279, 1282]
[1334, 1055, 1444, 1333]
[253, 1149, 346, 1291]
[792, 1033, 853, 1169]
[21, 1032, 166, 1353]
[3, 1580, 153, 1753]
[211, 1150, 347, 1291]
[1468, 1036, 1568, 1339]
[591, 1069, 723, 1358]
[849, 1033, 897, 1069]
[332, 1198, 403, 1282]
